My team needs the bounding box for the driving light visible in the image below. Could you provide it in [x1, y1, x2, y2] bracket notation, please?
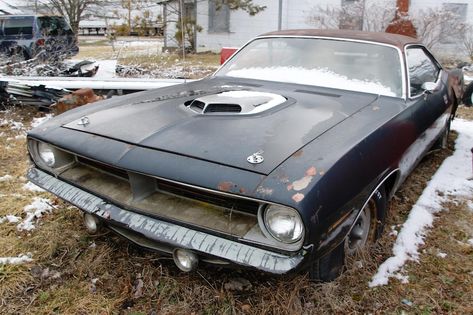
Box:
[83, 213, 100, 234]
[173, 249, 198, 272]
[38, 142, 56, 167]
[264, 205, 304, 243]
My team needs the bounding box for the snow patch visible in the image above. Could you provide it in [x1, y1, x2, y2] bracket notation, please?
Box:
[226, 67, 397, 97]
[0, 118, 24, 131]
[369, 119, 473, 287]
[0, 174, 13, 182]
[17, 197, 54, 231]
[468, 239, 473, 247]
[23, 181, 46, 192]
[30, 114, 54, 128]
[436, 252, 447, 258]
[0, 214, 21, 224]
[468, 200, 473, 212]
[0, 253, 33, 265]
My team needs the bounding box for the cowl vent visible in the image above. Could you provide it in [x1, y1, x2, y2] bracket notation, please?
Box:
[186, 91, 286, 115]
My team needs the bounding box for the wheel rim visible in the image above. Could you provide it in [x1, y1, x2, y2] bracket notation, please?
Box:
[346, 199, 376, 255]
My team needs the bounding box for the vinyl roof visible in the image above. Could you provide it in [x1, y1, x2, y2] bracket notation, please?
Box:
[261, 29, 419, 49]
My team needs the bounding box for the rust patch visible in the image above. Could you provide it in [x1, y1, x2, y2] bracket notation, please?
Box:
[287, 166, 317, 192]
[291, 176, 313, 191]
[292, 193, 305, 203]
[103, 211, 111, 220]
[218, 181, 236, 192]
[305, 166, 317, 176]
[239, 187, 247, 194]
[292, 149, 304, 158]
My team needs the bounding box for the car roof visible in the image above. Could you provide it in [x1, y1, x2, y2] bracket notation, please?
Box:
[260, 29, 419, 49]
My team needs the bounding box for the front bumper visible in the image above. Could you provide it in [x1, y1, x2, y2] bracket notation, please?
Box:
[27, 167, 306, 274]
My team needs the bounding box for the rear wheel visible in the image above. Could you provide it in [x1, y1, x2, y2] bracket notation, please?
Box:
[309, 185, 387, 281]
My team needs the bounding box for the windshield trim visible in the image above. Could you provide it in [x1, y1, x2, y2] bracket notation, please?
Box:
[214, 35, 407, 100]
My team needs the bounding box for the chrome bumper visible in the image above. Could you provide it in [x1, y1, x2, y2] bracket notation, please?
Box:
[27, 167, 305, 274]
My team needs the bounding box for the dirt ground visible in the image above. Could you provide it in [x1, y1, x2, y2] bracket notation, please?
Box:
[0, 104, 472, 314]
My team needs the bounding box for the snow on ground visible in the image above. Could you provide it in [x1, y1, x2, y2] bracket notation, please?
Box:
[91, 60, 117, 79]
[23, 181, 45, 192]
[30, 114, 54, 129]
[369, 119, 473, 287]
[17, 197, 54, 231]
[0, 118, 24, 131]
[0, 254, 33, 265]
[0, 174, 13, 182]
[0, 214, 21, 224]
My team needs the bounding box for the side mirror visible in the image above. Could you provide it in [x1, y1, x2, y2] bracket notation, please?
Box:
[421, 82, 437, 94]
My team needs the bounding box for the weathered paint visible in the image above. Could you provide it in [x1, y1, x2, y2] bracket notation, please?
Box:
[26, 34, 464, 275]
[27, 168, 305, 274]
[292, 193, 305, 203]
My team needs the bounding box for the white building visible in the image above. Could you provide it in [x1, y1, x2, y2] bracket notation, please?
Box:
[0, 0, 27, 15]
[160, 0, 472, 57]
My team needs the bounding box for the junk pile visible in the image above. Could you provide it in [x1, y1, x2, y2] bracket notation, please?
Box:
[0, 81, 69, 109]
[55, 88, 103, 114]
[0, 59, 99, 77]
[0, 80, 103, 112]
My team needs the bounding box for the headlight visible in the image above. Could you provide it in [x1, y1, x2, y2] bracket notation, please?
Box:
[28, 139, 74, 171]
[38, 142, 56, 167]
[264, 205, 304, 243]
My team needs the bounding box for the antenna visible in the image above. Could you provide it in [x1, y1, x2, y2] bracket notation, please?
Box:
[179, 0, 186, 83]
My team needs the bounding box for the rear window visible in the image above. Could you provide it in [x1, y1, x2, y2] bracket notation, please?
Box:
[38, 16, 74, 36]
[3, 17, 34, 36]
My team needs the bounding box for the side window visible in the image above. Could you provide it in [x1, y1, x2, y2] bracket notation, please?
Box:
[3, 17, 34, 36]
[406, 47, 440, 97]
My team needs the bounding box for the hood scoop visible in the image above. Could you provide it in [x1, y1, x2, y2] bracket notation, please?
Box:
[185, 90, 286, 115]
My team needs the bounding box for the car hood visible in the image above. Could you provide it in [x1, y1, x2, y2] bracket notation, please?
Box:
[61, 77, 378, 175]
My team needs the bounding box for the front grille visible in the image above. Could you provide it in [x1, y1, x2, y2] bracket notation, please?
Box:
[156, 180, 259, 214]
[77, 156, 128, 180]
[60, 155, 260, 238]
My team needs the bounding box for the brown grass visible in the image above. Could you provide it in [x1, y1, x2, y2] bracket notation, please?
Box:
[1, 105, 472, 314]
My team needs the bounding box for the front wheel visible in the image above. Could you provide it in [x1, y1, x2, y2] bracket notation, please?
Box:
[309, 185, 387, 281]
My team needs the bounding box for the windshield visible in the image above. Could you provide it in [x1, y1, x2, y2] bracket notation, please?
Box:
[38, 16, 74, 36]
[216, 37, 403, 97]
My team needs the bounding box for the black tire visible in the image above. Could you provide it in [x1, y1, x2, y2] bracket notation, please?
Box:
[463, 81, 473, 107]
[309, 185, 387, 281]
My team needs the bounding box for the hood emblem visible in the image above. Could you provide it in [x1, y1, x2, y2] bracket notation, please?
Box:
[247, 151, 264, 164]
[77, 116, 90, 127]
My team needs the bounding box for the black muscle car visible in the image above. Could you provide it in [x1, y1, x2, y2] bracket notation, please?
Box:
[26, 29, 464, 281]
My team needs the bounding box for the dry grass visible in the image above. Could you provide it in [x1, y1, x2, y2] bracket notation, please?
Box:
[75, 37, 220, 79]
[1, 105, 472, 314]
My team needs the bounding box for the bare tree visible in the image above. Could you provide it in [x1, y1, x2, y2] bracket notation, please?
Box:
[41, 0, 103, 34]
[215, 0, 266, 16]
[462, 24, 473, 62]
[112, 0, 161, 36]
[412, 8, 467, 50]
[307, 0, 395, 32]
